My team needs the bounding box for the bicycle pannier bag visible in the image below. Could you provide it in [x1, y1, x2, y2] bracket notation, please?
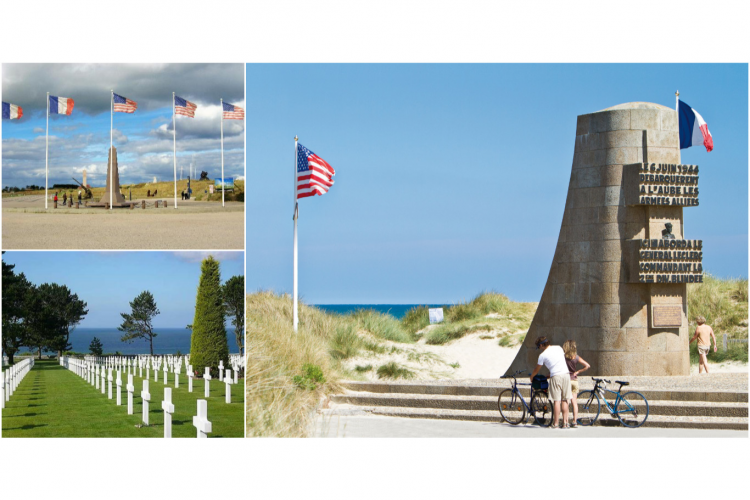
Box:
[532, 375, 548, 390]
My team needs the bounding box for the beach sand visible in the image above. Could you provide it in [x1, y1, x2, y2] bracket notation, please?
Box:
[2, 195, 244, 249]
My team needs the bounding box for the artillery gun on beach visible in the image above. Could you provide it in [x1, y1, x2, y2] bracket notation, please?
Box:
[71, 177, 93, 199]
[199, 171, 209, 181]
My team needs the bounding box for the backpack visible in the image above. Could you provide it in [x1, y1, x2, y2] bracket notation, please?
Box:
[532, 375, 548, 390]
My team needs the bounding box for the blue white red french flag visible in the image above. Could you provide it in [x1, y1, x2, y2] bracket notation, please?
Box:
[678, 100, 713, 152]
[49, 95, 74, 115]
[2, 102, 23, 120]
[297, 143, 335, 199]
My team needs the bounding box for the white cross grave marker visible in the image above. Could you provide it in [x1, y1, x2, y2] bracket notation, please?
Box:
[162, 387, 175, 438]
[192, 399, 212, 438]
[100, 366, 106, 394]
[234, 368, 239, 384]
[187, 364, 194, 393]
[224, 369, 233, 404]
[95, 365, 100, 390]
[141, 379, 151, 425]
[204, 366, 212, 398]
[163, 362, 169, 384]
[218, 360, 224, 381]
[127, 373, 135, 415]
[107, 368, 113, 399]
[116, 370, 122, 405]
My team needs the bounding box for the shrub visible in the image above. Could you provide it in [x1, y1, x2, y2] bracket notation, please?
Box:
[425, 323, 493, 345]
[292, 363, 326, 390]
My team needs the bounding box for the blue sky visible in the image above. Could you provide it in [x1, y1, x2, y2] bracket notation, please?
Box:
[2, 64, 245, 189]
[2, 251, 244, 328]
[247, 64, 748, 304]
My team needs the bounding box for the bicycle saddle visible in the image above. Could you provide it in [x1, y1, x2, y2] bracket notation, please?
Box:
[615, 381, 629, 386]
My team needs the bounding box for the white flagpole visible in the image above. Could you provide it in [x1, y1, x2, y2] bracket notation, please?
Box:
[293, 136, 299, 332]
[45, 92, 49, 210]
[675, 90, 679, 113]
[173, 92, 177, 209]
[221, 98, 225, 208]
[110, 90, 114, 210]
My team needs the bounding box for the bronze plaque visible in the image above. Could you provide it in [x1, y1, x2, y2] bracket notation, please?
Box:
[652, 305, 682, 328]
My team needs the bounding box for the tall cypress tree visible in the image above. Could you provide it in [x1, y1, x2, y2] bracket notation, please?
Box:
[189, 256, 229, 377]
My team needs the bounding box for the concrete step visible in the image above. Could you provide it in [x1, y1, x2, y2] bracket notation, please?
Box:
[322, 404, 749, 431]
[342, 381, 748, 403]
[332, 391, 749, 418]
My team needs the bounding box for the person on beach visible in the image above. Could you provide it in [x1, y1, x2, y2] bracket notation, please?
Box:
[63, 192, 67, 204]
[690, 316, 717, 374]
[563, 340, 590, 427]
[78, 190, 82, 203]
[530, 336, 572, 429]
[53, 192, 58, 206]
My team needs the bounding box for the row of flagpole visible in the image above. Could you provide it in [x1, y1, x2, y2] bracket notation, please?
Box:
[31, 92, 243, 209]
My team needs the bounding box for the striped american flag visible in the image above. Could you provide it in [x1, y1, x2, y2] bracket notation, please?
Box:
[297, 143, 335, 199]
[174, 95, 197, 117]
[222, 101, 244, 120]
[113, 93, 137, 113]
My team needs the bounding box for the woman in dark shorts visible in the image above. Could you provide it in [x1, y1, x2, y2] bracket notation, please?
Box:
[563, 340, 590, 428]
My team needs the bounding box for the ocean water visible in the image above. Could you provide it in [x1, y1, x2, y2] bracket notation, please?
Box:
[313, 304, 447, 319]
[19, 327, 239, 355]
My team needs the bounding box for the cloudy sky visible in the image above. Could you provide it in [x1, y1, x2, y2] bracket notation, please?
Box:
[1, 63, 244, 188]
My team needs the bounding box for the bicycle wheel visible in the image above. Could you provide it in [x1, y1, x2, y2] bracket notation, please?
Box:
[615, 391, 649, 428]
[497, 389, 526, 425]
[531, 391, 553, 427]
[575, 390, 601, 426]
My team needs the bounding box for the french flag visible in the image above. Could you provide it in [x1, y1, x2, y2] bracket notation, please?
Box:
[49, 95, 75, 115]
[2, 102, 23, 120]
[678, 100, 713, 152]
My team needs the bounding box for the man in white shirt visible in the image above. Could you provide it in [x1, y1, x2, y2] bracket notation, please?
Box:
[529, 336, 572, 429]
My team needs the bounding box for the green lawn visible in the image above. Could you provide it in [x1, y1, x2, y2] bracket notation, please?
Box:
[2, 360, 244, 438]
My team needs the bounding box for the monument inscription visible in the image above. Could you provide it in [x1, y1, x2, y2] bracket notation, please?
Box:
[624, 163, 699, 207]
[636, 238, 703, 284]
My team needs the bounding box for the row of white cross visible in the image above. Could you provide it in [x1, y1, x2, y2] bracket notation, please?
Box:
[1, 357, 35, 409]
[81, 354, 245, 385]
[60, 356, 237, 438]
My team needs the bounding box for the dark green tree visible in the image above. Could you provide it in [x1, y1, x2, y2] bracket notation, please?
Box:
[189, 256, 229, 376]
[222, 275, 245, 355]
[89, 337, 104, 356]
[45, 284, 88, 357]
[118, 291, 160, 355]
[2, 256, 34, 364]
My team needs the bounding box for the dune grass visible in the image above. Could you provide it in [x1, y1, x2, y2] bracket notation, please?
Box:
[376, 362, 415, 380]
[349, 309, 415, 343]
[687, 274, 748, 363]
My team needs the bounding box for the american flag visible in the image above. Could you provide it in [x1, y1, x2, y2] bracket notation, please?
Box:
[297, 143, 335, 199]
[113, 93, 137, 113]
[174, 95, 197, 118]
[222, 101, 244, 120]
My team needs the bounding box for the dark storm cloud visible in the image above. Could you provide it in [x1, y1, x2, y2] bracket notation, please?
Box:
[2, 63, 244, 116]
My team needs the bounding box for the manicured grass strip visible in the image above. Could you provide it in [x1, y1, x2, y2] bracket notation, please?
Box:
[2, 360, 243, 438]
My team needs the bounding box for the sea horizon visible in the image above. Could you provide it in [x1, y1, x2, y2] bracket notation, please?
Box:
[16, 327, 239, 356]
[313, 304, 448, 319]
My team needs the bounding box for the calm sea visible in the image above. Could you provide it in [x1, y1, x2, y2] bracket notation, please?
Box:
[313, 304, 447, 319]
[19, 327, 239, 355]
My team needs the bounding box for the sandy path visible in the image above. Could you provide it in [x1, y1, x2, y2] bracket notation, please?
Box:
[2, 196, 244, 249]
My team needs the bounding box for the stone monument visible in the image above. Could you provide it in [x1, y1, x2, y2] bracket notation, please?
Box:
[82, 168, 87, 187]
[89, 146, 134, 208]
[505, 102, 703, 377]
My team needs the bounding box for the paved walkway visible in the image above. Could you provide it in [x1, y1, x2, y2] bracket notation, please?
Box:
[314, 413, 747, 438]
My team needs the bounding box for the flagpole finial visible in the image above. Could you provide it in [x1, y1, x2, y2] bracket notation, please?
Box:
[675, 90, 679, 97]
[294, 136, 298, 142]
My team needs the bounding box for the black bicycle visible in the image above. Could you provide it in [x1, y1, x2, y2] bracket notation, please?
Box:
[576, 378, 649, 428]
[497, 370, 553, 426]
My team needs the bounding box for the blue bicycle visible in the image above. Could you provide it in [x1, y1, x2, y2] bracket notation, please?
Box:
[497, 370, 553, 426]
[576, 378, 649, 428]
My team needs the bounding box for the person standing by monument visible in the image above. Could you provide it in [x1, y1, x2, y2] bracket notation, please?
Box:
[78, 190, 82, 204]
[562, 340, 590, 427]
[529, 336, 572, 429]
[690, 316, 717, 374]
